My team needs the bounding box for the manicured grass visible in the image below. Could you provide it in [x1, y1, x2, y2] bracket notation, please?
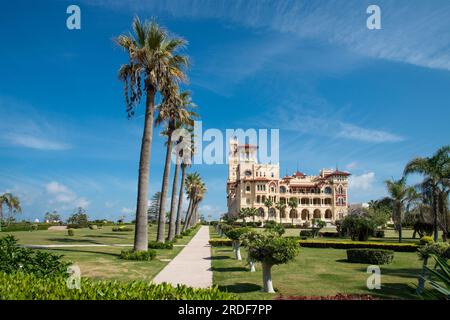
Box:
[2, 225, 198, 282]
[210, 227, 424, 300]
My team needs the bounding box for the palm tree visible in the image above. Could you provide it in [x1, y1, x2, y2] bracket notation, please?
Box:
[239, 208, 249, 223]
[263, 198, 273, 222]
[115, 17, 188, 251]
[275, 201, 286, 224]
[0, 193, 21, 228]
[384, 178, 417, 243]
[287, 198, 299, 226]
[155, 87, 195, 242]
[404, 146, 450, 241]
[183, 173, 206, 231]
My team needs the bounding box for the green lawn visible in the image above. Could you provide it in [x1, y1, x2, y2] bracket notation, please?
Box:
[210, 227, 425, 300]
[2, 225, 198, 282]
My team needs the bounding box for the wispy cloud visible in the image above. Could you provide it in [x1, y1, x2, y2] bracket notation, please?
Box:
[0, 97, 71, 151]
[258, 103, 404, 143]
[87, 0, 450, 72]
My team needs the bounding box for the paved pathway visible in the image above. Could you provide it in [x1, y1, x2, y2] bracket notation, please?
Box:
[152, 226, 212, 288]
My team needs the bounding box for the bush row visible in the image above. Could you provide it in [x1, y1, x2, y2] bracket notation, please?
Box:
[298, 240, 417, 252]
[0, 272, 237, 300]
[0, 223, 52, 232]
[346, 249, 394, 264]
[209, 238, 418, 252]
[119, 249, 156, 261]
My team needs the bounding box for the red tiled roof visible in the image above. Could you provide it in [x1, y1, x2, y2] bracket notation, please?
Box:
[294, 171, 305, 177]
[324, 170, 351, 178]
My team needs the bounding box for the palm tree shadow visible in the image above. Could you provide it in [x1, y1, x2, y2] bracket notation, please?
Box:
[205, 255, 230, 260]
[44, 248, 120, 258]
[211, 266, 248, 272]
[47, 238, 103, 244]
[218, 283, 262, 293]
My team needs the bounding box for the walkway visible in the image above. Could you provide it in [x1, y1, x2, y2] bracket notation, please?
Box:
[152, 225, 212, 288]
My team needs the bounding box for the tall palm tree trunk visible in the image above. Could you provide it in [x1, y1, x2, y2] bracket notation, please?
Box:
[191, 202, 199, 227]
[134, 88, 156, 252]
[183, 198, 193, 232]
[175, 165, 186, 236]
[157, 131, 174, 242]
[433, 189, 439, 242]
[396, 202, 403, 243]
[167, 155, 180, 241]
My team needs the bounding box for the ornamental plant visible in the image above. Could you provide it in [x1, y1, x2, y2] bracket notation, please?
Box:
[241, 231, 262, 272]
[224, 227, 249, 260]
[248, 234, 300, 293]
[416, 242, 450, 294]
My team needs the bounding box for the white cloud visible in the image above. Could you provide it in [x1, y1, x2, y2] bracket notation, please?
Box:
[46, 181, 89, 209]
[349, 172, 375, 191]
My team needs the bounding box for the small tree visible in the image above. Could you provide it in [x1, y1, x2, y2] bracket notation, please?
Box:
[287, 198, 298, 226]
[44, 211, 60, 223]
[275, 201, 286, 224]
[67, 207, 89, 228]
[224, 227, 249, 260]
[341, 213, 376, 241]
[239, 208, 249, 223]
[311, 219, 326, 238]
[241, 231, 260, 272]
[263, 198, 273, 222]
[264, 222, 285, 236]
[248, 234, 300, 293]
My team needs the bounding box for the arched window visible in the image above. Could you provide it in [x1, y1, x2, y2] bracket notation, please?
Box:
[324, 187, 332, 194]
[256, 195, 260, 203]
[325, 209, 332, 219]
[313, 209, 321, 219]
[258, 207, 265, 217]
[269, 208, 276, 218]
[279, 186, 286, 193]
[301, 209, 309, 220]
[289, 209, 298, 219]
[245, 184, 251, 192]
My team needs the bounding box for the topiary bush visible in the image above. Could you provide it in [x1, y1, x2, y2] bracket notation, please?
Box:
[89, 225, 98, 230]
[119, 249, 156, 261]
[299, 230, 313, 238]
[346, 248, 394, 265]
[248, 234, 300, 293]
[148, 241, 174, 250]
[419, 236, 434, 246]
[298, 240, 417, 252]
[67, 229, 75, 236]
[0, 272, 237, 300]
[0, 235, 70, 277]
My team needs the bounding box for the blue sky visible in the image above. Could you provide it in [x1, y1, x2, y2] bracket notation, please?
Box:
[1, 0, 449, 222]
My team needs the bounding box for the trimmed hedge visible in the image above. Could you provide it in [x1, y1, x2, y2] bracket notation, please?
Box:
[209, 239, 233, 246]
[347, 249, 394, 264]
[298, 240, 417, 252]
[0, 272, 237, 300]
[148, 241, 174, 250]
[209, 238, 418, 252]
[119, 249, 156, 261]
[0, 223, 52, 232]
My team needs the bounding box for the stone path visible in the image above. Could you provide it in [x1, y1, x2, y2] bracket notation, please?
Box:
[152, 226, 212, 288]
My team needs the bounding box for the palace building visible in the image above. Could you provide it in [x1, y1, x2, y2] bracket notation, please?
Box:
[226, 138, 350, 224]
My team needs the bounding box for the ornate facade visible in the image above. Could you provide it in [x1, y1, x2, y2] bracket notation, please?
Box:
[226, 138, 350, 224]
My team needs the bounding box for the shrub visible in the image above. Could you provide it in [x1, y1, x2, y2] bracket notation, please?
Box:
[246, 221, 262, 227]
[347, 249, 394, 265]
[67, 229, 75, 236]
[148, 241, 174, 250]
[112, 226, 133, 232]
[30, 224, 39, 231]
[419, 236, 434, 246]
[299, 230, 313, 238]
[341, 214, 376, 241]
[89, 225, 98, 230]
[0, 272, 237, 300]
[0, 235, 70, 277]
[209, 239, 233, 246]
[298, 240, 417, 252]
[0, 223, 50, 232]
[319, 231, 340, 238]
[374, 230, 385, 238]
[119, 249, 156, 261]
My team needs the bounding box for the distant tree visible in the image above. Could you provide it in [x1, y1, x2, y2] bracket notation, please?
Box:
[0, 193, 21, 228]
[275, 201, 286, 224]
[148, 192, 161, 223]
[44, 211, 61, 223]
[263, 198, 274, 222]
[67, 207, 89, 228]
[287, 198, 298, 225]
